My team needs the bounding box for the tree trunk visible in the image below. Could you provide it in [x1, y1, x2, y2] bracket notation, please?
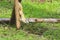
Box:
[10, 0, 22, 29]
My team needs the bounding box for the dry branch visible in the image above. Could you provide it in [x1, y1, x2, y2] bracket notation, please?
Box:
[26, 18, 60, 23]
[0, 18, 60, 23]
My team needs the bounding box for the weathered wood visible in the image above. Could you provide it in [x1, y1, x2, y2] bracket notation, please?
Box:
[26, 18, 60, 23]
[0, 18, 10, 24]
[10, 0, 22, 24]
[0, 18, 60, 23]
[0, 18, 10, 21]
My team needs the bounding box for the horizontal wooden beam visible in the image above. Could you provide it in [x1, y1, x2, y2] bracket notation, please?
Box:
[0, 18, 60, 23]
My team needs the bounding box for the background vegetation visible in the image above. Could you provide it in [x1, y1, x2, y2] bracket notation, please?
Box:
[0, 0, 60, 40]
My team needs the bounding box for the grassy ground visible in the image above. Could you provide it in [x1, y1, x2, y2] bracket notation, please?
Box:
[0, 0, 60, 40]
[0, 25, 46, 40]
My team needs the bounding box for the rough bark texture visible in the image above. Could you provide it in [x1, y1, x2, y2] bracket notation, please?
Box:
[10, 0, 22, 29]
[10, 0, 21, 24]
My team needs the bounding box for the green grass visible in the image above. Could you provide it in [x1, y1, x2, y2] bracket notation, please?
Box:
[0, 0, 60, 40]
[0, 1, 60, 18]
[0, 24, 48, 40]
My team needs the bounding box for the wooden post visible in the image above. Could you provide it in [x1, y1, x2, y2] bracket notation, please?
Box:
[14, 0, 20, 29]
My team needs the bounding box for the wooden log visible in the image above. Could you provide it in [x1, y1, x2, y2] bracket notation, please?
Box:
[0, 18, 10, 21]
[0, 18, 10, 24]
[26, 18, 60, 23]
[0, 18, 60, 23]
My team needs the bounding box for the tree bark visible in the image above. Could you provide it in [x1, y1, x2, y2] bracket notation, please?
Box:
[10, 0, 21, 24]
[10, 0, 22, 29]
